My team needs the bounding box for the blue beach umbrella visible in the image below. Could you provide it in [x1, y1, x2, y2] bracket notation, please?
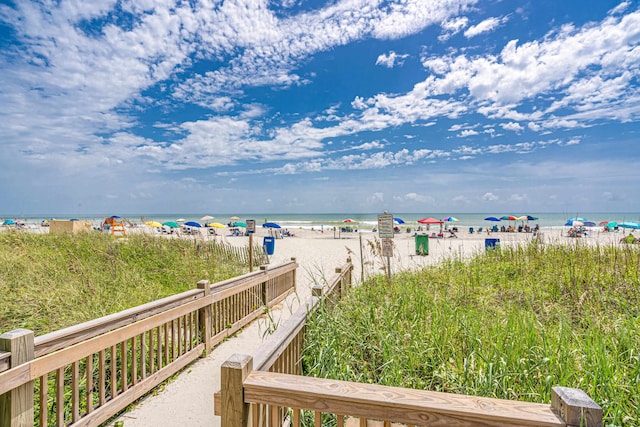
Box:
[262, 222, 281, 229]
[184, 221, 202, 227]
[393, 217, 405, 224]
[618, 222, 640, 229]
[484, 217, 501, 222]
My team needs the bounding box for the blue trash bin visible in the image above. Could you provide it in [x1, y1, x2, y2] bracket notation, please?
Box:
[485, 238, 500, 251]
[263, 236, 275, 255]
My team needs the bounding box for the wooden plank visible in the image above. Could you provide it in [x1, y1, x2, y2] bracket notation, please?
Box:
[56, 367, 64, 426]
[98, 350, 105, 406]
[0, 329, 35, 427]
[243, 371, 565, 427]
[110, 345, 117, 399]
[86, 354, 94, 414]
[39, 375, 48, 427]
[72, 360, 80, 422]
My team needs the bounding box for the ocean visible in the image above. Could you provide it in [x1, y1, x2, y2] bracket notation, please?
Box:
[4, 212, 639, 230]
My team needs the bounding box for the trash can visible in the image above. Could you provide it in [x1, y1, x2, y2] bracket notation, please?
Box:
[415, 234, 429, 255]
[263, 236, 275, 255]
[485, 238, 500, 251]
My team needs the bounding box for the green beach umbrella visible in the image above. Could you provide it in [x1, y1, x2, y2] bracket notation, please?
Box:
[162, 221, 179, 229]
[232, 221, 247, 228]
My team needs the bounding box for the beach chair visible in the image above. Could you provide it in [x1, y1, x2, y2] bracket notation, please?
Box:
[468, 227, 474, 234]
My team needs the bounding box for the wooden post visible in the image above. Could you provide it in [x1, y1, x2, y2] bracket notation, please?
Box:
[197, 280, 212, 355]
[335, 267, 345, 296]
[290, 258, 297, 290]
[248, 234, 253, 272]
[0, 329, 35, 427]
[260, 266, 268, 305]
[551, 386, 603, 427]
[220, 354, 253, 427]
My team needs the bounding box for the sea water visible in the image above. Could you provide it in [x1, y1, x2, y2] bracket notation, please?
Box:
[4, 212, 638, 231]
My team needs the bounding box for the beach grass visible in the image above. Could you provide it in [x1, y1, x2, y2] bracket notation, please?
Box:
[302, 242, 640, 426]
[0, 231, 248, 335]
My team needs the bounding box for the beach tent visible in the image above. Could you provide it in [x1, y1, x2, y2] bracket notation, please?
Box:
[417, 217, 443, 224]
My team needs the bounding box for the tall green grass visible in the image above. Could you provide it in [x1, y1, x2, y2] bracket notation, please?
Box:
[0, 231, 248, 335]
[302, 243, 640, 426]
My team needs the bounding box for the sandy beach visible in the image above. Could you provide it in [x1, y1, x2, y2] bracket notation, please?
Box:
[95, 224, 629, 427]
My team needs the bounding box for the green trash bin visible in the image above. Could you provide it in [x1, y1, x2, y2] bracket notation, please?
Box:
[415, 234, 429, 255]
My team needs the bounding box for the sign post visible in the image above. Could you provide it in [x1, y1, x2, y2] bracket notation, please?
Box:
[378, 213, 395, 281]
[247, 220, 256, 271]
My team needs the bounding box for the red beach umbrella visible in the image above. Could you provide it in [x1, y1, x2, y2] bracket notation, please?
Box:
[417, 217, 444, 224]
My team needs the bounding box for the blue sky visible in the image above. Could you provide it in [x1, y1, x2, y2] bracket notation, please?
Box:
[1, 0, 639, 215]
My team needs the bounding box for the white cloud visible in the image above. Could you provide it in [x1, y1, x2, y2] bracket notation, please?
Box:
[464, 16, 508, 38]
[376, 51, 409, 68]
[367, 192, 384, 203]
[508, 193, 527, 202]
[482, 192, 499, 201]
[609, 2, 630, 15]
[500, 122, 524, 132]
[459, 129, 479, 137]
[439, 16, 468, 41]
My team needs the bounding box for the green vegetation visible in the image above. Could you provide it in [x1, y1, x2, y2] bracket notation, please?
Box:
[0, 231, 249, 335]
[302, 243, 640, 426]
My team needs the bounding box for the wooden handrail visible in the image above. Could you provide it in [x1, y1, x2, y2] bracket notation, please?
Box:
[253, 295, 318, 372]
[244, 371, 566, 427]
[0, 259, 299, 427]
[34, 289, 204, 357]
[33, 260, 297, 358]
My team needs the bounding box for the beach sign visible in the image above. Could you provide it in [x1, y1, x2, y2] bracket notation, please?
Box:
[378, 213, 394, 239]
[381, 238, 394, 257]
[246, 219, 256, 233]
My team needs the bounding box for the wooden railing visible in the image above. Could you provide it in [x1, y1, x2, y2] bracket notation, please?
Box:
[0, 259, 297, 427]
[215, 259, 603, 427]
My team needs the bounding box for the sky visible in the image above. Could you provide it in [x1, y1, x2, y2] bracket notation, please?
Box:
[1, 0, 639, 215]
